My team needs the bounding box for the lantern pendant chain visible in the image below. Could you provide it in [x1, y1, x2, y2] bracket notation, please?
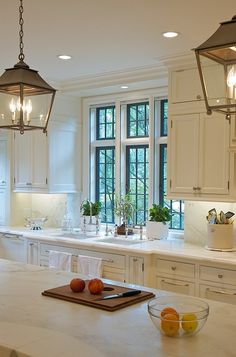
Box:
[18, 0, 25, 62]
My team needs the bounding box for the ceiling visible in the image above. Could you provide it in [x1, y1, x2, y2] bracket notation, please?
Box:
[0, 0, 236, 95]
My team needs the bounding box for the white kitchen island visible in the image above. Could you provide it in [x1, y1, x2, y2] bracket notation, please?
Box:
[0, 259, 235, 357]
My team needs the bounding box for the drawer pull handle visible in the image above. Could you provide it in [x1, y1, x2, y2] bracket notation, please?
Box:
[171, 266, 177, 271]
[29, 242, 35, 246]
[45, 250, 114, 263]
[206, 288, 236, 296]
[218, 274, 223, 279]
[196, 94, 202, 100]
[133, 258, 138, 262]
[161, 280, 189, 287]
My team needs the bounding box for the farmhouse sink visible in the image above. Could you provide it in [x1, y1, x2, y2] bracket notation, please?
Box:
[97, 237, 143, 245]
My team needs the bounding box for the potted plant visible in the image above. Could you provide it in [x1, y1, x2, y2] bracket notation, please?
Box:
[146, 204, 171, 240]
[114, 193, 135, 235]
[80, 200, 102, 232]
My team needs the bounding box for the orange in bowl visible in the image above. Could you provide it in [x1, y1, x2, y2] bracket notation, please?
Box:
[161, 313, 180, 337]
[161, 307, 179, 319]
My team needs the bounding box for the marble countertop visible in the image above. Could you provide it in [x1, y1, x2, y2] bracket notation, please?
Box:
[1, 226, 236, 265]
[0, 259, 236, 357]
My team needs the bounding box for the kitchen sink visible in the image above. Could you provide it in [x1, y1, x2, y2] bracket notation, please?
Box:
[50, 232, 98, 239]
[97, 237, 143, 245]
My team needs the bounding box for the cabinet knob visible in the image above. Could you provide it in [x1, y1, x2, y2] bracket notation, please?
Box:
[218, 274, 223, 279]
[26, 182, 32, 186]
[133, 258, 138, 262]
[196, 95, 202, 100]
[171, 266, 176, 271]
[193, 187, 197, 191]
[1, 180, 6, 184]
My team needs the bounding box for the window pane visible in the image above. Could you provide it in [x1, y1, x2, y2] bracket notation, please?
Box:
[127, 102, 149, 137]
[126, 145, 149, 225]
[159, 144, 184, 230]
[161, 99, 168, 136]
[96, 147, 115, 223]
[96, 106, 115, 140]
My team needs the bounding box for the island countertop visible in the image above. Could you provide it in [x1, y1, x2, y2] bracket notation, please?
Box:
[0, 259, 235, 357]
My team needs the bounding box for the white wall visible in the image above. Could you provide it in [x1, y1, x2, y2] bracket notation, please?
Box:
[184, 201, 236, 246]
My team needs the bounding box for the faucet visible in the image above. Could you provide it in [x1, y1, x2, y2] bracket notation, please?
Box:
[89, 201, 93, 224]
[139, 224, 143, 240]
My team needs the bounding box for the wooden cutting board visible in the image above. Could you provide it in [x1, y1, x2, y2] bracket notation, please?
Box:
[42, 281, 155, 311]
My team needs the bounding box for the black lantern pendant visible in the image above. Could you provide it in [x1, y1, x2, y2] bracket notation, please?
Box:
[0, 0, 56, 134]
[194, 16, 236, 119]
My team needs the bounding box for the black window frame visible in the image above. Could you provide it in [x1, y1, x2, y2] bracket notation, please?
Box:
[160, 99, 168, 137]
[127, 102, 149, 138]
[159, 143, 184, 230]
[126, 144, 149, 225]
[96, 106, 116, 140]
[95, 146, 115, 223]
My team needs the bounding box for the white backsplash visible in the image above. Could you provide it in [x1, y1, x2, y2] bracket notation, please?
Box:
[11, 192, 82, 229]
[184, 201, 236, 246]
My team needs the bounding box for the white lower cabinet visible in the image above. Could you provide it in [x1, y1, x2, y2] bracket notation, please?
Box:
[129, 256, 144, 286]
[154, 257, 196, 296]
[39, 243, 126, 283]
[27, 240, 39, 265]
[0, 233, 26, 263]
[199, 284, 236, 304]
[156, 277, 195, 296]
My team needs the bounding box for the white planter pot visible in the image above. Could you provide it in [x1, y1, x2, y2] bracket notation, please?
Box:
[146, 221, 169, 240]
[82, 216, 99, 232]
[207, 224, 234, 249]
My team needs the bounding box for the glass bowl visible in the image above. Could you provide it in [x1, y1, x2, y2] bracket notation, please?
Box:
[148, 295, 209, 338]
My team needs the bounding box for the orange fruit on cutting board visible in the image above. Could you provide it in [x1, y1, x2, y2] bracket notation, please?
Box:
[161, 313, 180, 337]
[161, 307, 179, 319]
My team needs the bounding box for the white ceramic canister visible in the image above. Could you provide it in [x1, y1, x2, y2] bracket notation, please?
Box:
[207, 224, 234, 249]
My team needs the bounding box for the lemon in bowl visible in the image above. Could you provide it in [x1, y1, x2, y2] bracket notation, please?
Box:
[148, 295, 209, 337]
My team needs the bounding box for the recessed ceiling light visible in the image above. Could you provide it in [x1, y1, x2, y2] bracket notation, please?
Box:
[162, 31, 179, 38]
[121, 85, 128, 89]
[58, 55, 72, 60]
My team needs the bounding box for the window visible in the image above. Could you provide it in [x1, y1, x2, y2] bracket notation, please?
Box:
[96, 106, 115, 140]
[126, 145, 149, 225]
[159, 100, 184, 230]
[90, 97, 184, 231]
[95, 147, 115, 223]
[127, 102, 149, 137]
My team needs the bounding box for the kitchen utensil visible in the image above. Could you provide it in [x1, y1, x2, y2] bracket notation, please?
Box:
[96, 289, 141, 300]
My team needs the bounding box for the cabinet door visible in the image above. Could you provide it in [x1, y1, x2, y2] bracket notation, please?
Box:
[0, 138, 7, 187]
[199, 113, 229, 195]
[169, 114, 199, 193]
[31, 131, 48, 189]
[27, 240, 39, 265]
[48, 122, 79, 192]
[129, 256, 144, 286]
[14, 131, 47, 191]
[157, 277, 195, 296]
[14, 132, 32, 189]
[0, 188, 6, 225]
[171, 68, 203, 104]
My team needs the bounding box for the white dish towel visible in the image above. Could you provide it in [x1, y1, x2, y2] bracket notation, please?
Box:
[48, 250, 72, 272]
[77, 255, 102, 278]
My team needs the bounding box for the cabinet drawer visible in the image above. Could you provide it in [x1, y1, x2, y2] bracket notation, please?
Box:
[156, 258, 195, 279]
[200, 284, 236, 305]
[156, 277, 195, 296]
[200, 265, 236, 286]
[78, 249, 125, 270]
[40, 243, 79, 257]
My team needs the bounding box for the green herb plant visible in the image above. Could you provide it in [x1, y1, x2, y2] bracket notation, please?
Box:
[114, 193, 135, 223]
[149, 204, 171, 224]
[80, 200, 102, 216]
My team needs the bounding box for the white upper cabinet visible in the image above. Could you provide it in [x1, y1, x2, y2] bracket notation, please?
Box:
[13, 122, 80, 193]
[168, 112, 230, 200]
[14, 131, 47, 191]
[13, 94, 81, 193]
[0, 137, 7, 187]
[170, 66, 224, 105]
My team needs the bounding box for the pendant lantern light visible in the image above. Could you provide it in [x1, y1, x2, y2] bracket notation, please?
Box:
[0, 0, 56, 134]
